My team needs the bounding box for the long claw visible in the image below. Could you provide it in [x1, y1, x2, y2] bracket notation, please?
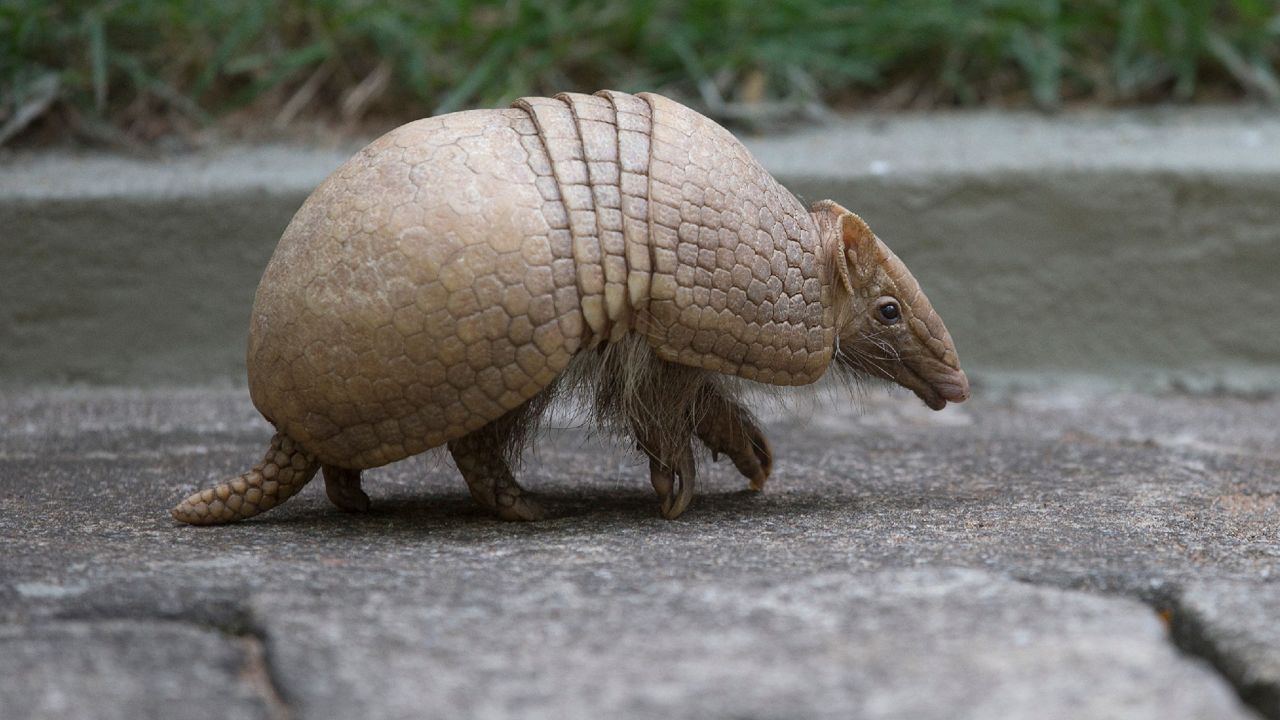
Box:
[746, 427, 773, 492]
[649, 446, 696, 520]
[667, 451, 696, 519]
[649, 456, 675, 504]
[695, 395, 773, 491]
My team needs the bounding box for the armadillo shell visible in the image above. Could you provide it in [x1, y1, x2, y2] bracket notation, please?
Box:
[248, 91, 834, 470]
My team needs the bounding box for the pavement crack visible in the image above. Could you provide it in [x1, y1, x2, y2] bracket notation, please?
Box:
[37, 604, 296, 720]
[238, 630, 295, 720]
[1002, 573, 1275, 719]
[1164, 593, 1279, 720]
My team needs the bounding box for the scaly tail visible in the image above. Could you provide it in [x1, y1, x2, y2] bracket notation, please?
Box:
[172, 432, 319, 525]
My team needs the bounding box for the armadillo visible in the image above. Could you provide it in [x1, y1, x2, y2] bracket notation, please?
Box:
[171, 90, 969, 525]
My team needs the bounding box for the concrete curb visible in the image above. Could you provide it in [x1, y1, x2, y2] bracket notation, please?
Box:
[2, 109, 1279, 386]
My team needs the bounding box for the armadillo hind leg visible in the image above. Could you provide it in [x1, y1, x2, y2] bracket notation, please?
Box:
[171, 432, 319, 525]
[636, 429, 697, 520]
[695, 388, 773, 492]
[322, 465, 370, 513]
[448, 426, 546, 522]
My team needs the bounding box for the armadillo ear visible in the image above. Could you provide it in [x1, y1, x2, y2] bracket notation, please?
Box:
[834, 250, 855, 294]
[840, 210, 879, 271]
[813, 200, 857, 294]
[813, 199, 879, 293]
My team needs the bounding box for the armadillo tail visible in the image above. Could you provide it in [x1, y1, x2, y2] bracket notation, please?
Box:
[171, 432, 319, 525]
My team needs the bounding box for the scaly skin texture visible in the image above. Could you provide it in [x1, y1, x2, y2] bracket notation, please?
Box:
[172, 90, 968, 526]
[172, 433, 318, 525]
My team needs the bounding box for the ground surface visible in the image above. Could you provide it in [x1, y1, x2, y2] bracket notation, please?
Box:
[2, 385, 1277, 719]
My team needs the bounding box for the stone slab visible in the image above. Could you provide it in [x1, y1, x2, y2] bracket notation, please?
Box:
[248, 569, 1246, 720]
[0, 620, 281, 720]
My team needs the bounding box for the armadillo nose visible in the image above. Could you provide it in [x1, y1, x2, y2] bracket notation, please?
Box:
[935, 369, 970, 403]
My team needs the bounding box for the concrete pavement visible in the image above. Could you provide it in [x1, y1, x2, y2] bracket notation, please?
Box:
[2, 385, 1277, 719]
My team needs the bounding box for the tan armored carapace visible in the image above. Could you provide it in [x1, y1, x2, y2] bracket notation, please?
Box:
[172, 90, 969, 525]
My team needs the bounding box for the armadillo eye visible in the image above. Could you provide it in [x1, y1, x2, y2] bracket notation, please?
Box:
[877, 300, 901, 324]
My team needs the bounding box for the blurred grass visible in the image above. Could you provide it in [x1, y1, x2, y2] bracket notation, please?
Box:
[2, 0, 1279, 145]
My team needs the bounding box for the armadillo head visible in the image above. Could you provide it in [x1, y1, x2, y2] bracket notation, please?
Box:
[817, 201, 970, 410]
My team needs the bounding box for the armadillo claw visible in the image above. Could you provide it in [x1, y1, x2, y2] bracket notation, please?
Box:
[745, 428, 773, 492]
[695, 399, 773, 492]
[650, 449, 696, 520]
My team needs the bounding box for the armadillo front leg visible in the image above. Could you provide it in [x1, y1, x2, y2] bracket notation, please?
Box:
[448, 427, 546, 522]
[695, 388, 773, 491]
